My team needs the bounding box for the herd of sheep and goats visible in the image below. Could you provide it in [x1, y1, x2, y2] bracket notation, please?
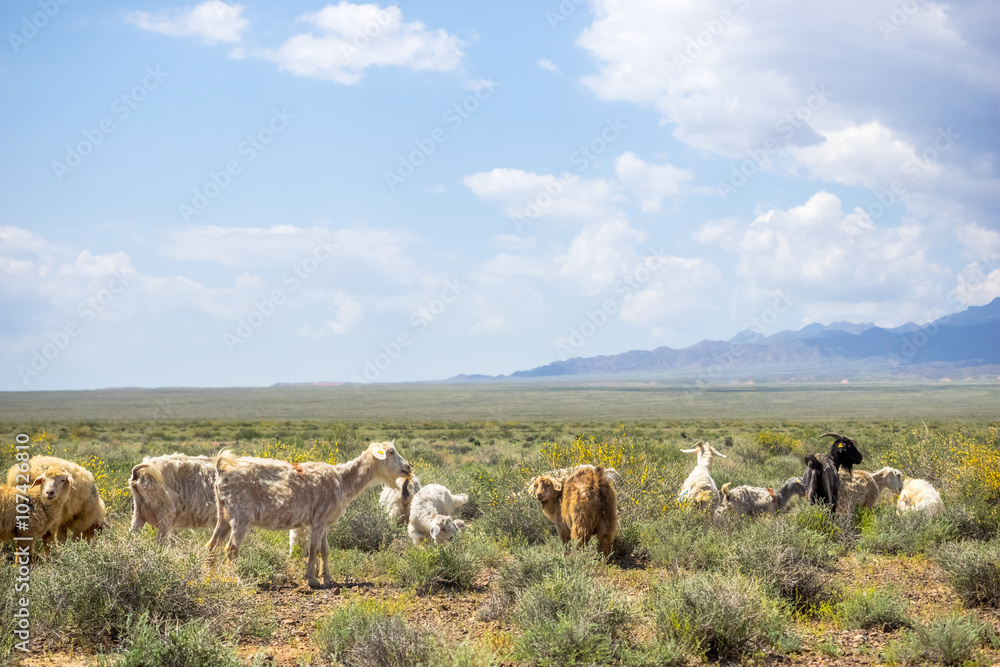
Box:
[3, 433, 943, 587]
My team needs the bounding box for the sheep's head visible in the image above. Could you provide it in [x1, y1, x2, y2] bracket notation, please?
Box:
[34, 468, 73, 502]
[429, 516, 459, 543]
[528, 475, 562, 506]
[820, 433, 864, 472]
[680, 441, 727, 469]
[368, 440, 412, 484]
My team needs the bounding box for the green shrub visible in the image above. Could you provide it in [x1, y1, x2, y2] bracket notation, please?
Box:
[934, 538, 1000, 608]
[858, 505, 990, 556]
[234, 531, 290, 589]
[511, 564, 633, 666]
[314, 600, 433, 667]
[393, 534, 480, 594]
[884, 613, 989, 666]
[647, 571, 789, 661]
[642, 509, 727, 571]
[477, 543, 564, 621]
[837, 587, 909, 631]
[327, 491, 405, 553]
[99, 614, 242, 667]
[30, 528, 260, 642]
[726, 515, 839, 611]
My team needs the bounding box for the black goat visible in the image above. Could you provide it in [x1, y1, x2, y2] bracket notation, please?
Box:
[802, 432, 864, 509]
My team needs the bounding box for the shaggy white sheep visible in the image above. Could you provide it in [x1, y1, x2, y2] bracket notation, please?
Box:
[897, 478, 943, 518]
[837, 466, 904, 513]
[6, 456, 105, 541]
[717, 477, 806, 517]
[207, 441, 411, 588]
[0, 467, 74, 547]
[407, 483, 468, 545]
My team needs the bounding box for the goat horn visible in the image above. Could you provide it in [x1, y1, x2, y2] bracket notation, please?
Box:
[819, 432, 845, 441]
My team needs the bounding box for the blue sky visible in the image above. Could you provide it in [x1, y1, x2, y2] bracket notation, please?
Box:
[2, 0, 998, 390]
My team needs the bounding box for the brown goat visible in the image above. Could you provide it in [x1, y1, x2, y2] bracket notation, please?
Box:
[528, 465, 618, 557]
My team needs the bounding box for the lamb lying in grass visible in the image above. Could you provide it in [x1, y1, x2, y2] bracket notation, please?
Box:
[407, 483, 468, 545]
[717, 477, 806, 517]
[897, 478, 943, 518]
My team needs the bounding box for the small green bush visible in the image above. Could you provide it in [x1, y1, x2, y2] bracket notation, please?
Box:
[642, 509, 727, 571]
[477, 543, 564, 621]
[234, 531, 290, 589]
[327, 491, 404, 553]
[727, 515, 839, 611]
[30, 528, 260, 642]
[393, 535, 480, 594]
[314, 600, 432, 667]
[511, 564, 633, 666]
[647, 571, 789, 661]
[858, 505, 990, 556]
[884, 613, 989, 666]
[99, 614, 242, 667]
[837, 587, 909, 631]
[934, 538, 1000, 608]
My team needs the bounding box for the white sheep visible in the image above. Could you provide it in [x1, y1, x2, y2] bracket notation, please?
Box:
[897, 478, 943, 518]
[1, 467, 74, 548]
[717, 477, 806, 517]
[6, 456, 106, 541]
[129, 453, 220, 541]
[207, 441, 411, 588]
[677, 441, 727, 509]
[836, 466, 904, 513]
[407, 483, 468, 545]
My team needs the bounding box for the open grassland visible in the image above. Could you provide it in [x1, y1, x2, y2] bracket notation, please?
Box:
[1, 381, 999, 422]
[1, 385, 1000, 666]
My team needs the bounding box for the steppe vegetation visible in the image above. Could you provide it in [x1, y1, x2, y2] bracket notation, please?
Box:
[2, 385, 1000, 666]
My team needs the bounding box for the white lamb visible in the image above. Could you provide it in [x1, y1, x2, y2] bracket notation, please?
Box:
[407, 483, 468, 545]
[208, 441, 411, 588]
[677, 441, 727, 509]
[897, 478, 943, 518]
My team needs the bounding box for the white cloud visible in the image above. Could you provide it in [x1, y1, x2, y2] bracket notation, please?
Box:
[537, 58, 561, 74]
[619, 257, 724, 324]
[264, 3, 464, 84]
[463, 168, 622, 221]
[127, 1, 248, 44]
[159, 224, 418, 277]
[325, 291, 364, 334]
[696, 191, 951, 320]
[557, 219, 645, 295]
[615, 152, 693, 211]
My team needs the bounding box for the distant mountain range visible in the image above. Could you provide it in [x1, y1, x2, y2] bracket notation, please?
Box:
[449, 297, 1000, 383]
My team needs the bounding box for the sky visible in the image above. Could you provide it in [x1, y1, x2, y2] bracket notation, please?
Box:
[1, 0, 999, 391]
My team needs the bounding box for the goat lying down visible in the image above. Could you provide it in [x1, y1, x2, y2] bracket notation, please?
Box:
[717, 477, 806, 517]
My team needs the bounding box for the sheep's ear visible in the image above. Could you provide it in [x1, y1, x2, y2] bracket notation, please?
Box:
[32, 477, 44, 487]
[372, 446, 387, 460]
[430, 524, 441, 540]
[680, 448, 698, 454]
[551, 479, 563, 492]
[66, 474, 74, 488]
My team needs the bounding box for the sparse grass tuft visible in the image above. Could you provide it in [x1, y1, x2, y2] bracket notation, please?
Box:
[883, 613, 990, 666]
[837, 586, 909, 631]
[933, 538, 1000, 608]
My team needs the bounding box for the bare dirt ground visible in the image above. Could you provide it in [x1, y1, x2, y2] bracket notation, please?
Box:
[19, 553, 1000, 667]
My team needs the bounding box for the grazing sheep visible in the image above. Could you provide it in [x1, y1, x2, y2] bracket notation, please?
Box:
[717, 477, 806, 517]
[802, 432, 864, 510]
[407, 483, 468, 545]
[380, 474, 422, 525]
[0, 467, 74, 548]
[6, 456, 106, 541]
[897, 478, 943, 518]
[528, 464, 618, 557]
[129, 454, 219, 541]
[677, 441, 727, 509]
[836, 466, 904, 513]
[207, 441, 411, 588]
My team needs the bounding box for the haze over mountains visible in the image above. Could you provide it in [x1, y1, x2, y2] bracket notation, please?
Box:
[449, 298, 1000, 383]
